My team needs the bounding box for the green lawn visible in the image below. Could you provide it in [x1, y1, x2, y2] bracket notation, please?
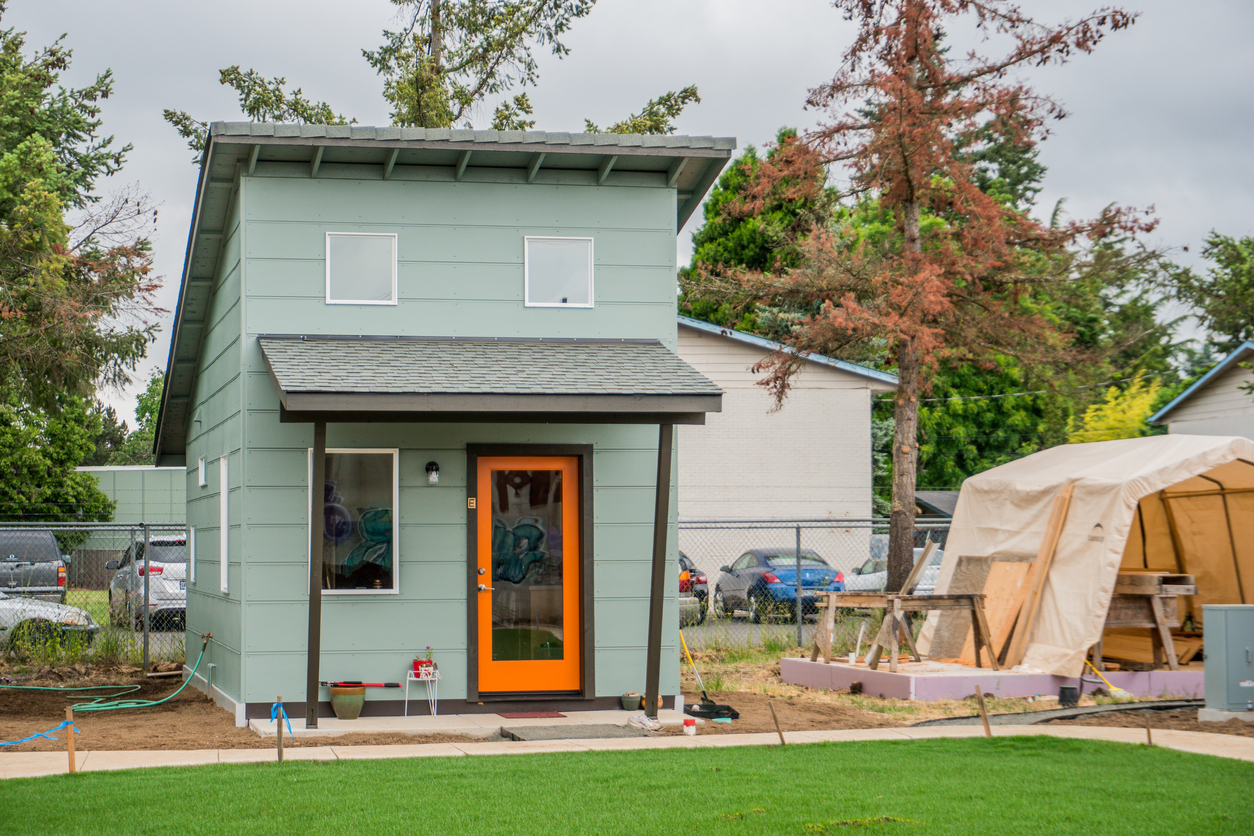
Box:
[3, 737, 1250, 835]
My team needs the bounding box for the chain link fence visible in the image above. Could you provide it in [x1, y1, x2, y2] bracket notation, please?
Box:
[1, 522, 188, 668]
[678, 519, 950, 652]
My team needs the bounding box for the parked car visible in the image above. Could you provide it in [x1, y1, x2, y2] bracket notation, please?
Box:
[846, 546, 944, 594]
[712, 549, 845, 623]
[0, 528, 67, 604]
[106, 538, 188, 630]
[679, 551, 708, 624]
[0, 590, 99, 649]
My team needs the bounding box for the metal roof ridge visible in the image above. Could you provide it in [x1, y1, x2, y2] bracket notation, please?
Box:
[208, 121, 737, 148]
[676, 315, 899, 386]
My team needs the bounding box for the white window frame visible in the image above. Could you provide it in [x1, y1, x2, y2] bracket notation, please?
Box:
[524, 236, 594, 308]
[325, 232, 398, 306]
[219, 457, 229, 594]
[198, 457, 207, 487]
[187, 527, 196, 586]
[307, 448, 400, 596]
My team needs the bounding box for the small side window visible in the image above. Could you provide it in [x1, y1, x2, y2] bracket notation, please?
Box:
[524, 236, 593, 307]
[326, 232, 397, 305]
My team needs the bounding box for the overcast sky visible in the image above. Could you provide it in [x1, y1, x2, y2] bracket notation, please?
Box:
[7, 1, 1252, 426]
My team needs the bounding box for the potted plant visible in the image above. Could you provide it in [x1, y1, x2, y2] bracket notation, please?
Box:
[413, 646, 435, 674]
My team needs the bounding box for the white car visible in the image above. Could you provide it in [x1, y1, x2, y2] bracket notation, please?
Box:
[0, 590, 99, 649]
[846, 546, 943, 595]
[106, 538, 188, 630]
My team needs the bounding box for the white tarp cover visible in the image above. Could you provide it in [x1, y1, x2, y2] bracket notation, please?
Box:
[919, 435, 1254, 677]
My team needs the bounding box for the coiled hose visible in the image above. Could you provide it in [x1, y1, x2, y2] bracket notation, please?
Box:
[0, 634, 209, 713]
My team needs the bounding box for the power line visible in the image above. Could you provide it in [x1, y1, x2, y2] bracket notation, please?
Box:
[914, 373, 1162, 403]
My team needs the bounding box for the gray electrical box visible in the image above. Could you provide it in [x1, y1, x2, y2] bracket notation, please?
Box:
[1203, 605, 1254, 712]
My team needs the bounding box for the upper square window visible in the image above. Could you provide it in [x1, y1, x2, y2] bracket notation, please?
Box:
[525, 237, 593, 308]
[326, 232, 397, 305]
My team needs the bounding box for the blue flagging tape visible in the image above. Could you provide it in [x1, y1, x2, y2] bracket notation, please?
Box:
[1, 719, 79, 747]
[271, 702, 294, 743]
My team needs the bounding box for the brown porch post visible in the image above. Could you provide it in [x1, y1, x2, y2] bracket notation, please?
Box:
[305, 422, 326, 728]
[644, 423, 674, 719]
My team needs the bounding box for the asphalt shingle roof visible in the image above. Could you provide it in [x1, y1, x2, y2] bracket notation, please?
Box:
[258, 336, 722, 399]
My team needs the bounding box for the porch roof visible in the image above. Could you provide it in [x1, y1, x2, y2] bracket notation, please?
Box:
[258, 335, 722, 423]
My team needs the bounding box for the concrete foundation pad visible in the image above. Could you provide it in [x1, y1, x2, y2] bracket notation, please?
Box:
[781, 657, 1206, 701]
[1200, 708, 1254, 723]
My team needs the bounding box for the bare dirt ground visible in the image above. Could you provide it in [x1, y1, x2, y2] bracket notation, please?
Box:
[2, 661, 1249, 752]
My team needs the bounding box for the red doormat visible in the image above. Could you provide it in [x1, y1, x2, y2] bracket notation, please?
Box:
[497, 711, 566, 719]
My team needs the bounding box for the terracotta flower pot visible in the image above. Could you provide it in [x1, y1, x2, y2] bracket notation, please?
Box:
[328, 685, 366, 720]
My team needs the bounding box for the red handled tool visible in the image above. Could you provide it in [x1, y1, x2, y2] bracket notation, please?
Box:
[319, 680, 401, 688]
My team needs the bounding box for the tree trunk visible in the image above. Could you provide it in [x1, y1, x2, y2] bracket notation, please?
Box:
[888, 197, 923, 594]
[430, 0, 443, 68]
[888, 335, 921, 594]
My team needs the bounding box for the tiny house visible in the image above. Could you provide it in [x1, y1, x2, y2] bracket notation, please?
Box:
[154, 124, 733, 725]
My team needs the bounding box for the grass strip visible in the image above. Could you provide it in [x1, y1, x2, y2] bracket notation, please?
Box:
[2, 736, 1250, 835]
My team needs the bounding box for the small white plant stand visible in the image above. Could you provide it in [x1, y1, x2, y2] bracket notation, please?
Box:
[404, 667, 441, 716]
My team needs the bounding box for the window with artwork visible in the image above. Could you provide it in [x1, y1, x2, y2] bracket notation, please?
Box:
[310, 449, 398, 592]
[325, 232, 397, 304]
[524, 236, 593, 307]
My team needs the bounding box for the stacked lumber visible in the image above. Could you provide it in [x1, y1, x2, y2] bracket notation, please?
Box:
[1099, 631, 1203, 665]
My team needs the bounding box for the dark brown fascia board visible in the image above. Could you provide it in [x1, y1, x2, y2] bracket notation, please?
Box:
[279, 406, 708, 426]
[153, 149, 218, 463]
[278, 391, 721, 415]
[212, 133, 734, 161]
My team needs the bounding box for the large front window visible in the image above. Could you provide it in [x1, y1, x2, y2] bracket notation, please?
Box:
[310, 449, 398, 593]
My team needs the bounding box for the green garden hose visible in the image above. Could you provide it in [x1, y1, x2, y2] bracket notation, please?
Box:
[0, 635, 208, 713]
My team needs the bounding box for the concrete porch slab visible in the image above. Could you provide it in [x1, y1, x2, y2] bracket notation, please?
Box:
[249, 708, 692, 739]
[780, 657, 1206, 701]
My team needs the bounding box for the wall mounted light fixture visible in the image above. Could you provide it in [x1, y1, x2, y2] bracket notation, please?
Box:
[425, 461, 440, 485]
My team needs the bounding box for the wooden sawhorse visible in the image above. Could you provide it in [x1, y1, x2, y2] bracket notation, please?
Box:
[812, 592, 999, 673]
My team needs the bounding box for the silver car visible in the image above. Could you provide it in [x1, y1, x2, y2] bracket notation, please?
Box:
[107, 538, 188, 630]
[0, 590, 99, 649]
[846, 546, 943, 595]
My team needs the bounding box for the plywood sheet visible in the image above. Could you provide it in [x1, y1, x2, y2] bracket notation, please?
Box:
[959, 560, 1033, 665]
[928, 555, 991, 660]
[929, 553, 1033, 662]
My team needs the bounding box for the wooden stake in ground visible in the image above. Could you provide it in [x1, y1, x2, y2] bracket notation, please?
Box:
[277, 696, 284, 763]
[65, 708, 76, 774]
[974, 686, 992, 739]
[768, 700, 785, 746]
[1145, 713, 1153, 747]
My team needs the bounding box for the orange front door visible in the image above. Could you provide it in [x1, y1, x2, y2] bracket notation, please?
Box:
[476, 456, 581, 694]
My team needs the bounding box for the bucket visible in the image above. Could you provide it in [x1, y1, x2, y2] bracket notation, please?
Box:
[1058, 685, 1079, 708]
[328, 685, 367, 720]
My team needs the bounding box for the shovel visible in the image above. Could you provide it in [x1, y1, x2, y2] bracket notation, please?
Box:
[679, 629, 739, 720]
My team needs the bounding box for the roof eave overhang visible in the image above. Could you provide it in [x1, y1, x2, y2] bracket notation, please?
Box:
[1149, 341, 1254, 423]
[154, 126, 736, 461]
[677, 316, 899, 391]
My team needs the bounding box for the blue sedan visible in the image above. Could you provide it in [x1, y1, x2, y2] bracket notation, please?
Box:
[712, 549, 845, 623]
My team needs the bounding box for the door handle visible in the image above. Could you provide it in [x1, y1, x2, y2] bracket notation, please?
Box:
[477, 584, 494, 592]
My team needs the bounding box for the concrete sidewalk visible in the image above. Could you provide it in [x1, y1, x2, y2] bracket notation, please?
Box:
[3, 723, 1252, 780]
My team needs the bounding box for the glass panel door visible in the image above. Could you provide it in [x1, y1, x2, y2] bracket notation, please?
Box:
[476, 456, 581, 693]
